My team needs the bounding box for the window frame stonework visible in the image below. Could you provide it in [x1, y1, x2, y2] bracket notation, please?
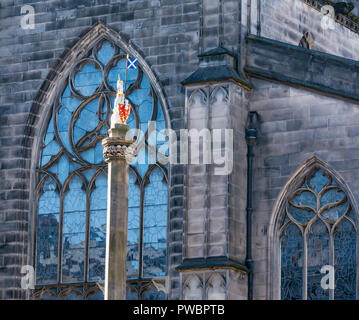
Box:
[268, 156, 359, 300]
[27, 23, 172, 300]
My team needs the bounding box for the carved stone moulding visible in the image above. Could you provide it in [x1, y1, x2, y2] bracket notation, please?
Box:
[102, 137, 136, 163]
[301, 0, 359, 34]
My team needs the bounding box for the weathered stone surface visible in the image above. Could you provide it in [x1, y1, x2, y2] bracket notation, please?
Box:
[2, 0, 359, 300]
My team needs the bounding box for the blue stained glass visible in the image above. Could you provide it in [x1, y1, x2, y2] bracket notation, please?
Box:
[62, 85, 71, 98]
[42, 140, 61, 157]
[41, 156, 51, 167]
[108, 59, 127, 85]
[291, 191, 316, 209]
[57, 155, 70, 185]
[138, 100, 154, 125]
[75, 106, 99, 133]
[62, 175, 86, 282]
[36, 38, 168, 299]
[87, 289, 104, 300]
[347, 209, 356, 222]
[74, 127, 86, 145]
[83, 97, 99, 113]
[140, 75, 151, 89]
[142, 284, 166, 300]
[94, 143, 104, 164]
[288, 204, 315, 224]
[309, 170, 329, 193]
[128, 88, 151, 106]
[61, 96, 81, 113]
[127, 170, 140, 277]
[128, 170, 140, 208]
[58, 131, 73, 157]
[127, 67, 138, 82]
[81, 169, 96, 184]
[157, 102, 165, 121]
[281, 223, 303, 300]
[97, 41, 115, 66]
[80, 147, 95, 164]
[156, 120, 166, 132]
[44, 120, 55, 145]
[132, 148, 149, 176]
[57, 107, 72, 131]
[143, 225, 167, 243]
[334, 219, 356, 300]
[88, 172, 107, 281]
[320, 189, 345, 207]
[144, 168, 167, 205]
[322, 201, 348, 222]
[307, 220, 330, 300]
[126, 287, 139, 300]
[74, 63, 102, 96]
[36, 178, 60, 284]
[281, 168, 357, 300]
[143, 243, 166, 278]
[143, 167, 167, 277]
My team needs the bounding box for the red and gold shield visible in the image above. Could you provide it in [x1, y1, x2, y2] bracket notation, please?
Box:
[118, 102, 131, 124]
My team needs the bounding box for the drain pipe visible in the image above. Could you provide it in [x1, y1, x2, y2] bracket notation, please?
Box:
[245, 111, 258, 300]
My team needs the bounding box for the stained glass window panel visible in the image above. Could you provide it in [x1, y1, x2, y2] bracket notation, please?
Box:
[36, 178, 60, 284]
[142, 167, 167, 278]
[309, 170, 329, 193]
[127, 170, 141, 277]
[281, 223, 303, 300]
[142, 284, 166, 300]
[307, 220, 330, 300]
[280, 167, 357, 300]
[334, 218, 356, 300]
[62, 175, 86, 282]
[88, 172, 107, 281]
[35, 37, 168, 300]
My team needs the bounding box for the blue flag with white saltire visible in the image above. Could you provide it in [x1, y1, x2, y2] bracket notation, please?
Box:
[127, 58, 138, 69]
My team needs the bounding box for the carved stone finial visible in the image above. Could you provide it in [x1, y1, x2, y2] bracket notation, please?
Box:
[111, 74, 131, 127]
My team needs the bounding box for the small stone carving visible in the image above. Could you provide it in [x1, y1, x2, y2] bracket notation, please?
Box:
[103, 144, 136, 163]
[333, 2, 354, 15]
[299, 31, 315, 50]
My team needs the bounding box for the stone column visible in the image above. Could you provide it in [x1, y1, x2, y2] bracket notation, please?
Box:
[102, 123, 135, 300]
[178, 47, 251, 299]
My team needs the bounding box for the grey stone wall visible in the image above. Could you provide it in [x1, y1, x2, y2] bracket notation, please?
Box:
[1, 0, 359, 300]
[0, 0, 205, 300]
[248, 77, 359, 299]
[260, 0, 359, 60]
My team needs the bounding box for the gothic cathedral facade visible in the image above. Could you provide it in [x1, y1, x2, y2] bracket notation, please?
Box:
[1, 0, 359, 300]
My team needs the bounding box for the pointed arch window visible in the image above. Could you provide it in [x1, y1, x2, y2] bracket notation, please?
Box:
[280, 167, 357, 300]
[33, 33, 168, 300]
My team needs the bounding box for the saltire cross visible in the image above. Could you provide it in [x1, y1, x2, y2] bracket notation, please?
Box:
[127, 57, 138, 70]
[124, 55, 138, 96]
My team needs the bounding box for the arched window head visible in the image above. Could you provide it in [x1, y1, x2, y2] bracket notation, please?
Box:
[269, 157, 357, 300]
[32, 24, 169, 300]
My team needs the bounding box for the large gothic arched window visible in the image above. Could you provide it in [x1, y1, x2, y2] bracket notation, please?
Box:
[279, 165, 357, 300]
[32, 31, 168, 300]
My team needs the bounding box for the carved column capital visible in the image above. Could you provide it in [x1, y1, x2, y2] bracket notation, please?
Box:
[102, 124, 136, 163]
[102, 141, 136, 163]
